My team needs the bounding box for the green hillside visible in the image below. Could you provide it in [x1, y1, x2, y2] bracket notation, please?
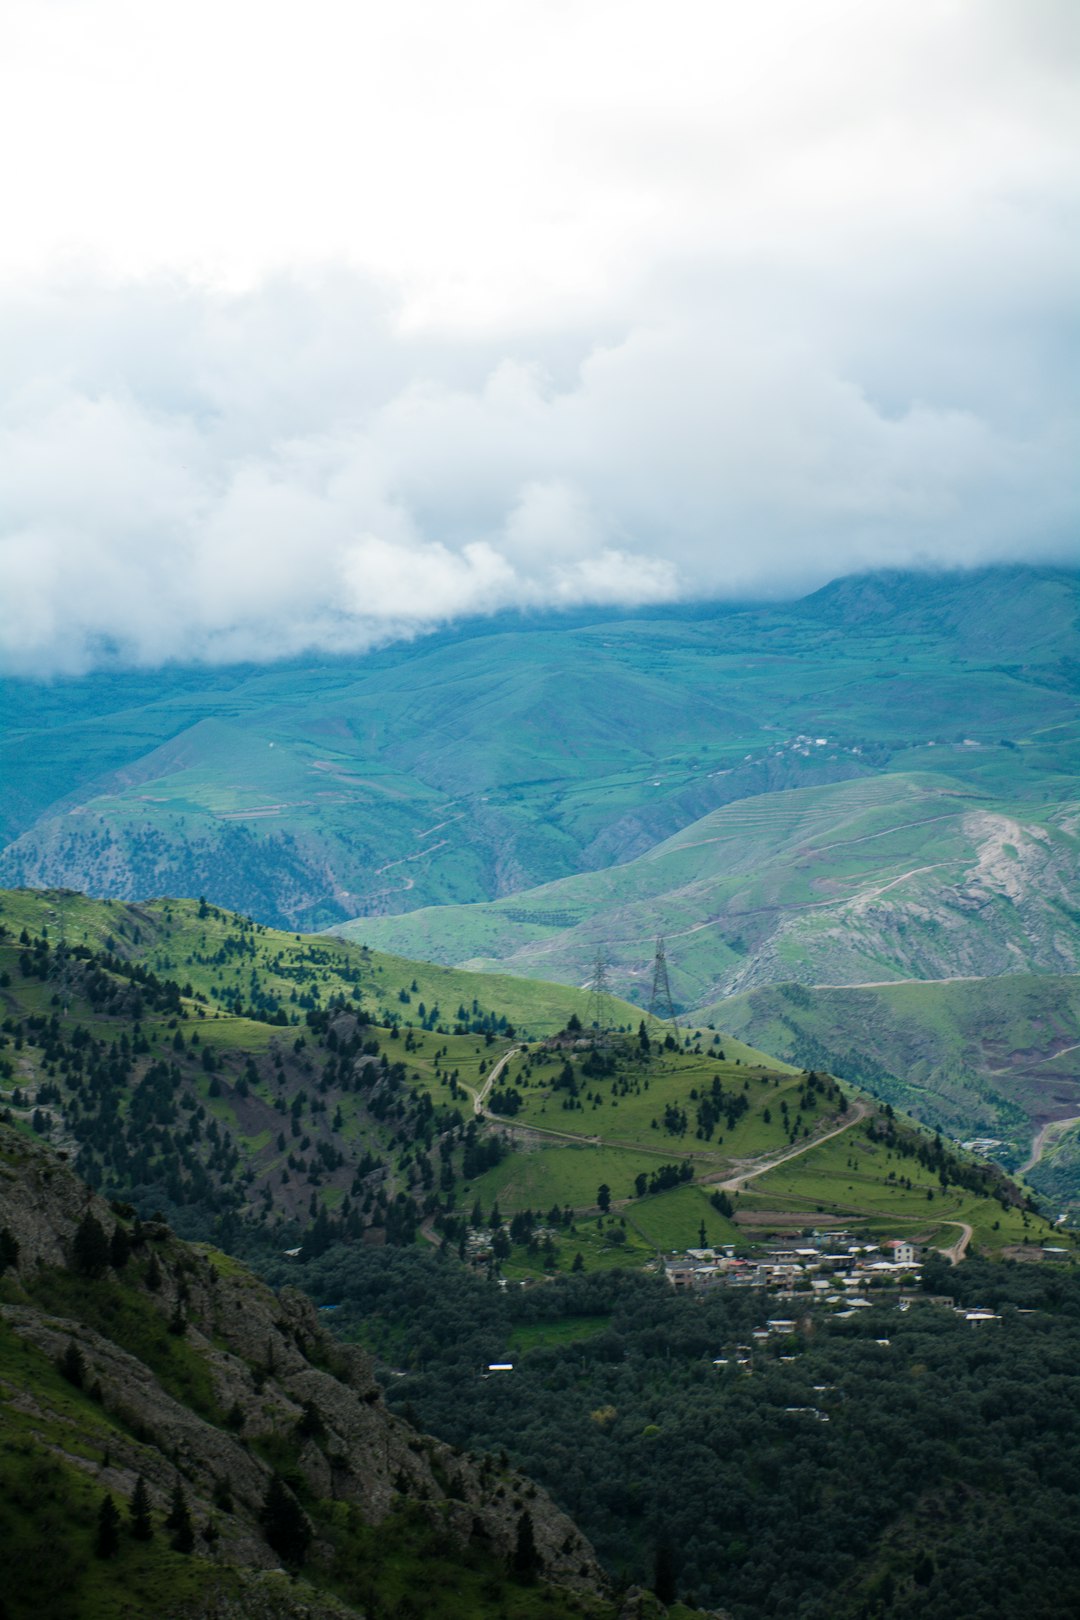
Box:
[340, 772, 1080, 1003]
[701, 974, 1080, 1215]
[0, 886, 651, 1040]
[1, 889, 1055, 1268]
[3, 566, 1077, 930]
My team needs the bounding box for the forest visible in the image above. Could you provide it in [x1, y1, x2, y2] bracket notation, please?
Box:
[262, 1243, 1080, 1620]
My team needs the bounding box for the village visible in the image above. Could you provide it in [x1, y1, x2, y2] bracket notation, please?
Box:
[663, 1231, 1006, 1330]
[663, 1229, 921, 1299]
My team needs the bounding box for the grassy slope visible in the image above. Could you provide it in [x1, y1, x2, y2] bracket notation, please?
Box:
[4, 887, 1055, 1266]
[0, 887, 648, 1040]
[4, 567, 1077, 930]
[340, 771, 1080, 1003]
[705, 973, 1080, 1147]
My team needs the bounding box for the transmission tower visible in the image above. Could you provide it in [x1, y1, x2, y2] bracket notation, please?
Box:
[647, 936, 680, 1040]
[586, 948, 615, 1039]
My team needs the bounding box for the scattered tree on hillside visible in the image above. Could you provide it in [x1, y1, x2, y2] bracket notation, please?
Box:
[129, 1475, 153, 1541]
[95, 1494, 120, 1559]
[260, 1474, 312, 1566]
[72, 1210, 110, 1277]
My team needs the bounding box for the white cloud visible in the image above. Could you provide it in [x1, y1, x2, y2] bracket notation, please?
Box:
[0, 2, 1077, 672]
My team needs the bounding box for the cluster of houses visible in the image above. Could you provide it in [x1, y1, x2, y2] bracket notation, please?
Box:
[665, 1233, 1015, 1330]
[664, 1231, 921, 1300]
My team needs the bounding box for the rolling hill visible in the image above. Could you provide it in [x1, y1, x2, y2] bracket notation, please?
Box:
[3, 565, 1077, 931]
[702, 973, 1080, 1217]
[337, 771, 1080, 1003]
[1, 889, 1057, 1267]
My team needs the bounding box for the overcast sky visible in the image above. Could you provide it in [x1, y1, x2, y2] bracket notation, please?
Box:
[1, 0, 1077, 674]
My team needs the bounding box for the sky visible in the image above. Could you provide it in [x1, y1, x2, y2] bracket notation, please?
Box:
[1, 0, 1077, 674]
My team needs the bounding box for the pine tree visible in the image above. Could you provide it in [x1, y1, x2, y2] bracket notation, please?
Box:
[260, 1474, 312, 1567]
[73, 1210, 110, 1278]
[166, 1481, 194, 1553]
[109, 1224, 131, 1270]
[129, 1475, 153, 1541]
[513, 1510, 540, 1581]
[95, 1494, 121, 1559]
[59, 1337, 86, 1388]
[0, 1226, 19, 1275]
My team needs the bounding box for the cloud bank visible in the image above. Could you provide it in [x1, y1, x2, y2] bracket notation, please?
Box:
[0, 1, 1077, 674]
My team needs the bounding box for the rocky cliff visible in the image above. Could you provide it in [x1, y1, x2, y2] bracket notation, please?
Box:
[0, 1123, 607, 1617]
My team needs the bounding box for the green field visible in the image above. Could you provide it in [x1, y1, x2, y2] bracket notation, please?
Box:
[743, 1123, 1056, 1255]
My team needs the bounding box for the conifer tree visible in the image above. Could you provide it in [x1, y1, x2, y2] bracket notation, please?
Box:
[109, 1223, 131, 1270]
[73, 1210, 110, 1277]
[0, 1226, 19, 1275]
[59, 1337, 86, 1388]
[513, 1510, 540, 1580]
[129, 1475, 153, 1541]
[166, 1481, 194, 1553]
[260, 1474, 312, 1567]
[95, 1494, 120, 1559]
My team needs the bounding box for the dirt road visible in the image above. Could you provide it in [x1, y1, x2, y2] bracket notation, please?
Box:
[1021, 1113, 1080, 1175]
[707, 1099, 871, 1194]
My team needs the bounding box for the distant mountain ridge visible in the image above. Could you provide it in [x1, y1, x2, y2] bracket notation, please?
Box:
[2, 563, 1077, 929]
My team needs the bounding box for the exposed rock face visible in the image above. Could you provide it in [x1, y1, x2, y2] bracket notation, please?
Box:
[0, 1125, 605, 1594]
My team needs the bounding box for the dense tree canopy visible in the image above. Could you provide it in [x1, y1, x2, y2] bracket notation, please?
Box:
[271, 1244, 1080, 1619]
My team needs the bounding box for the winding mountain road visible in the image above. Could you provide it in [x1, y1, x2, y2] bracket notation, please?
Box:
[707, 1099, 871, 1193]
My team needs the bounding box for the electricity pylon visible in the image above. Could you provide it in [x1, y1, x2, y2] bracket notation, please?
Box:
[647, 936, 680, 1039]
[586, 948, 615, 1039]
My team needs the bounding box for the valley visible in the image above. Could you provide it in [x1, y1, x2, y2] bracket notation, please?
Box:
[3, 565, 1080, 1618]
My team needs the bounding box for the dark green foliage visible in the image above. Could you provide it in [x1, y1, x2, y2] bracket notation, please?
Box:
[165, 1482, 194, 1553]
[513, 1510, 540, 1581]
[59, 1336, 86, 1388]
[129, 1475, 153, 1541]
[108, 1222, 130, 1269]
[72, 1210, 110, 1277]
[0, 1225, 19, 1275]
[653, 1538, 676, 1604]
[260, 1473, 312, 1567]
[95, 1493, 120, 1558]
[296, 1399, 325, 1440]
[280, 1241, 1080, 1618]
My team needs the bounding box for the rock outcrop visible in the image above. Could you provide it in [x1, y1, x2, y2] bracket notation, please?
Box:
[0, 1124, 605, 1596]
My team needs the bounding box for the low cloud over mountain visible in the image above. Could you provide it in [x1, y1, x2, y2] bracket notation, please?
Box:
[1, 1, 1076, 673]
